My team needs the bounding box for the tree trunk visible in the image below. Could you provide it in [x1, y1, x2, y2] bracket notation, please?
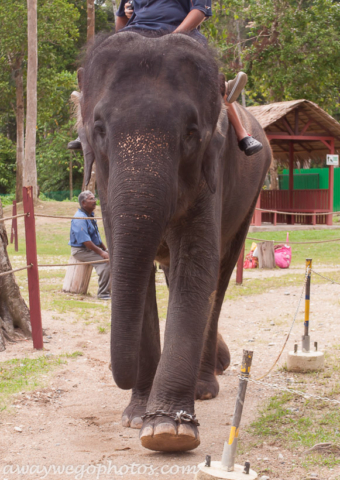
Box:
[0, 199, 31, 351]
[86, 0, 96, 194]
[24, 0, 38, 200]
[14, 62, 25, 203]
[269, 156, 278, 190]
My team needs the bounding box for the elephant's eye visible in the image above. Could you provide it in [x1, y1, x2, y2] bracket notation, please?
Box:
[185, 124, 199, 139]
[94, 120, 106, 136]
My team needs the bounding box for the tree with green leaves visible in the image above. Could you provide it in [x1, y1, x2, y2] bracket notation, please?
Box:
[0, 0, 80, 200]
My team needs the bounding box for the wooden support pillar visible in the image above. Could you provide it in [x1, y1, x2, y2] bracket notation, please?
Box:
[254, 195, 261, 226]
[289, 141, 294, 210]
[327, 139, 334, 226]
[236, 243, 245, 284]
[23, 186, 43, 350]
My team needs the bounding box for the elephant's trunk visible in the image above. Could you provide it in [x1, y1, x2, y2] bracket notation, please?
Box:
[109, 149, 175, 389]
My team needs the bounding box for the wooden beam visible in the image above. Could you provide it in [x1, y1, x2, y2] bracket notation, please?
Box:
[289, 142, 294, 210]
[295, 109, 299, 135]
[281, 118, 294, 136]
[300, 119, 313, 135]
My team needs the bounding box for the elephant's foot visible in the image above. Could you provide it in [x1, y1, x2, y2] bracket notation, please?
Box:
[215, 333, 231, 375]
[122, 399, 148, 429]
[195, 373, 219, 400]
[140, 415, 200, 452]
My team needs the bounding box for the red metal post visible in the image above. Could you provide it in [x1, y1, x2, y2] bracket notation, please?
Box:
[289, 142, 294, 212]
[254, 195, 262, 226]
[236, 243, 245, 285]
[23, 186, 43, 349]
[10, 201, 18, 251]
[327, 138, 335, 226]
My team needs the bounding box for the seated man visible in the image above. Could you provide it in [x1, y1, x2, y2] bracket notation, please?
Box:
[69, 191, 111, 300]
[68, 0, 262, 156]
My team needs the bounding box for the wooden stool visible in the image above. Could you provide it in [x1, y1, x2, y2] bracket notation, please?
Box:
[63, 255, 93, 294]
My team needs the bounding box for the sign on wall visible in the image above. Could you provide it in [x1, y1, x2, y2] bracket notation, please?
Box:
[326, 154, 339, 166]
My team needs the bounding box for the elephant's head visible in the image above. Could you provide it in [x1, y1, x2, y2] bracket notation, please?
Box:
[80, 32, 226, 389]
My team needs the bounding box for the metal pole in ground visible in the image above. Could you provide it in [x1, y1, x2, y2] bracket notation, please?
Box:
[10, 201, 15, 244]
[221, 350, 254, 471]
[23, 186, 43, 349]
[302, 258, 312, 352]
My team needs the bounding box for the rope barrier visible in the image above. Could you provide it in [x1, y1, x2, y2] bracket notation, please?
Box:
[311, 269, 340, 286]
[239, 376, 340, 405]
[37, 259, 109, 267]
[246, 236, 340, 244]
[255, 271, 309, 381]
[0, 213, 27, 223]
[0, 264, 32, 278]
[255, 208, 340, 216]
[34, 214, 103, 220]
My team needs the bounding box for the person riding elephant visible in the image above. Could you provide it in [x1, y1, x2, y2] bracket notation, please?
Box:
[79, 28, 271, 453]
[68, 0, 263, 157]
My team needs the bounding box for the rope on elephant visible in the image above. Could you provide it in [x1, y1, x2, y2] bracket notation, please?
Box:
[37, 259, 109, 267]
[0, 264, 32, 278]
[255, 271, 309, 381]
[0, 213, 27, 223]
[34, 214, 103, 220]
[247, 236, 340, 245]
[255, 208, 340, 216]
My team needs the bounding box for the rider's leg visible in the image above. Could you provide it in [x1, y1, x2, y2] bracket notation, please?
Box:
[224, 73, 263, 156]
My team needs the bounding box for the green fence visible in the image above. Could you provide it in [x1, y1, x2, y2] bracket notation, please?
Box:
[42, 190, 82, 202]
[278, 173, 319, 190]
[281, 168, 340, 211]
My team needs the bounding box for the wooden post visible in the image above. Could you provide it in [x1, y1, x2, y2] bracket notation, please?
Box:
[10, 201, 18, 251]
[23, 186, 43, 349]
[327, 138, 334, 226]
[221, 350, 253, 471]
[257, 241, 276, 269]
[236, 243, 245, 284]
[289, 141, 294, 211]
[254, 195, 261, 226]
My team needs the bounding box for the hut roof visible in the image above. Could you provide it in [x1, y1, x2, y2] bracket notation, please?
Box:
[247, 99, 340, 162]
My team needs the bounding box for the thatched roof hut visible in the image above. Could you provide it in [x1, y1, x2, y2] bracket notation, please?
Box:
[247, 99, 340, 162]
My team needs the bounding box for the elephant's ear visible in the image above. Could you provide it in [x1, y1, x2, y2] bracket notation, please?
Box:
[77, 68, 84, 91]
[78, 127, 95, 186]
[202, 133, 223, 194]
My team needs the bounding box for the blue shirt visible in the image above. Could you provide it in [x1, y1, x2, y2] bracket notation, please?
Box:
[116, 0, 212, 32]
[69, 209, 102, 248]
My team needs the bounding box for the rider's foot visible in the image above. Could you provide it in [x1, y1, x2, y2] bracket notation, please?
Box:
[225, 72, 248, 103]
[67, 137, 82, 150]
[239, 135, 263, 156]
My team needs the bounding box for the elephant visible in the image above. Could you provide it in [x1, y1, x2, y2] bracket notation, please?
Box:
[79, 30, 271, 453]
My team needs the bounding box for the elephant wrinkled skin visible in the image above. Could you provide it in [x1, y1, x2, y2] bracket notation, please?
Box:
[80, 31, 271, 452]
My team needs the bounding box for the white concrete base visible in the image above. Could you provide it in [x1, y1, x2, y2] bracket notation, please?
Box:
[195, 462, 257, 480]
[286, 350, 324, 372]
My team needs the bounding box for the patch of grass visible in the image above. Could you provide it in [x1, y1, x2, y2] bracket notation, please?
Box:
[245, 229, 340, 266]
[0, 352, 84, 410]
[225, 270, 340, 300]
[248, 348, 340, 467]
[97, 326, 107, 334]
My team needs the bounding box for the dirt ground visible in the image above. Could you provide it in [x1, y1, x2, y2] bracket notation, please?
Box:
[1, 266, 340, 480]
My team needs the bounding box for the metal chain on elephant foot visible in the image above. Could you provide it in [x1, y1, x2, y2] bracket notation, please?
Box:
[141, 409, 200, 426]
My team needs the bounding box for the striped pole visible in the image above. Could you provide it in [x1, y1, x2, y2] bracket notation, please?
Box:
[221, 350, 253, 471]
[302, 258, 312, 352]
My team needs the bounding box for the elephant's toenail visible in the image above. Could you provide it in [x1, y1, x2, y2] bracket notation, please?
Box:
[154, 422, 176, 436]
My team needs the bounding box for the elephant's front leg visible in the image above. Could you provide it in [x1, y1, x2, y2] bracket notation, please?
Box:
[122, 266, 161, 428]
[139, 224, 220, 452]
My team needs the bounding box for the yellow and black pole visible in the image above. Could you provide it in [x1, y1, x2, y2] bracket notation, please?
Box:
[221, 350, 253, 472]
[302, 259, 312, 352]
